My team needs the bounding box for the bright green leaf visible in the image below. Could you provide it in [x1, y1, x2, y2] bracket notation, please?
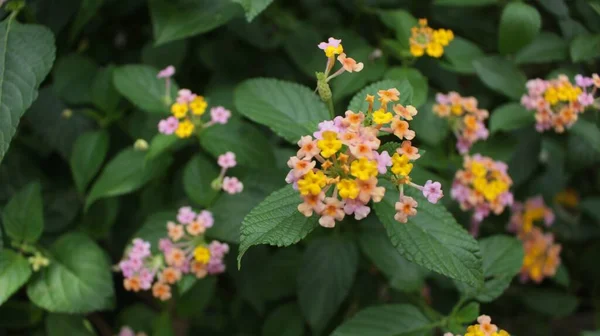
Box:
[455, 302, 480, 323]
[0, 249, 32, 306]
[234, 78, 329, 143]
[183, 154, 220, 207]
[113, 64, 178, 114]
[149, 0, 241, 45]
[2, 182, 44, 243]
[376, 10, 417, 50]
[238, 185, 319, 266]
[27, 232, 115, 313]
[473, 56, 527, 99]
[410, 101, 450, 146]
[515, 32, 569, 64]
[348, 80, 413, 112]
[490, 102, 535, 133]
[330, 304, 431, 336]
[70, 130, 109, 194]
[146, 134, 179, 161]
[262, 303, 304, 336]
[46, 314, 97, 336]
[498, 2, 542, 54]
[570, 34, 600, 62]
[372, 185, 483, 287]
[233, 0, 274, 22]
[0, 16, 56, 164]
[298, 236, 358, 333]
[384, 67, 427, 107]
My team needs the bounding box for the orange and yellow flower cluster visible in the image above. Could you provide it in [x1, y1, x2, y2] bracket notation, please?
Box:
[451, 155, 513, 236]
[433, 92, 489, 154]
[444, 315, 510, 336]
[286, 88, 444, 227]
[317, 37, 364, 83]
[409, 19, 454, 58]
[118, 207, 229, 301]
[521, 74, 599, 133]
[508, 196, 561, 283]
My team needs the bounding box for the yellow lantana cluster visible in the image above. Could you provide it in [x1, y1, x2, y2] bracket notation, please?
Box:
[444, 315, 510, 336]
[409, 18, 454, 58]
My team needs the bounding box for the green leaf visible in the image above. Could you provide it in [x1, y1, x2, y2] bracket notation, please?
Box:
[27, 232, 115, 313]
[146, 134, 179, 161]
[330, 304, 431, 336]
[176, 277, 216, 318]
[46, 314, 96, 336]
[571, 118, 600, 153]
[0, 17, 56, 164]
[199, 117, 275, 169]
[85, 149, 169, 210]
[440, 37, 485, 74]
[0, 301, 44, 329]
[410, 101, 450, 146]
[152, 312, 174, 336]
[150, 0, 241, 45]
[183, 154, 220, 207]
[53, 54, 98, 105]
[358, 221, 427, 292]
[372, 185, 483, 287]
[298, 236, 358, 333]
[347, 80, 413, 112]
[91, 65, 121, 115]
[234, 78, 329, 143]
[2, 182, 44, 243]
[233, 0, 273, 22]
[0, 249, 32, 306]
[435, 0, 498, 6]
[498, 2, 542, 54]
[383, 68, 427, 108]
[457, 235, 523, 302]
[69, 0, 103, 40]
[113, 64, 178, 114]
[522, 288, 579, 317]
[142, 40, 188, 70]
[553, 264, 570, 287]
[282, 25, 323, 78]
[490, 102, 535, 133]
[133, 212, 173, 254]
[70, 130, 109, 194]
[238, 185, 319, 266]
[581, 197, 600, 223]
[262, 303, 304, 336]
[454, 302, 480, 323]
[376, 10, 417, 50]
[473, 56, 527, 99]
[515, 32, 569, 64]
[570, 34, 600, 62]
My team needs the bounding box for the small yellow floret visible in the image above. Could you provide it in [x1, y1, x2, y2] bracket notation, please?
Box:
[372, 109, 394, 124]
[193, 246, 211, 264]
[337, 179, 359, 199]
[317, 131, 343, 158]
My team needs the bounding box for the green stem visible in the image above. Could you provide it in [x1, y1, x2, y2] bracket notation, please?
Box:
[327, 98, 335, 119]
[449, 296, 469, 318]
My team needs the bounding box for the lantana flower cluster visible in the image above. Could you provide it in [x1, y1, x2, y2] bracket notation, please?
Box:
[451, 155, 513, 236]
[118, 207, 229, 301]
[286, 88, 444, 227]
[508, 196, 561, 283]
[117, 326, 147, 336]
[215, 152, 243, 195]
[409, 18, 454, 58]
[156, 66, 231, 139]
[444, 315, 510, 336]
[317, 37, 364, 83]
[521, 74, 599, 133]
[433, 92, 489, 154]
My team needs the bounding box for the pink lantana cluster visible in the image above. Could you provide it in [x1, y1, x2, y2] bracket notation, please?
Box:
[451, 155, 513, 236]
[433, 92, 489, 154]
[286, 88, 444, 227]
[215, 151, 243, 195]
[117, 326, 148, 336]
[118, 207, 229, 301]
[508, 195, 554, 239]
[521, 74, 599, 133]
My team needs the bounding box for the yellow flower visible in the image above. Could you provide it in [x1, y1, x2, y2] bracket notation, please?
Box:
[317, 131, 343, 158]
[350, 158, 378, 181]
[171, 103, 188, 118]
[391, 153, 413, 176]
[337, 179, 359, 199]
[372, 109, 394, 124]
[426, 42, 444, 58]
[190, 96, 207, 115]
[451, 104, 463, 116]
[433, 29, 454, 46]
[465, 325, 484, 336]
[193, 246, 211, 264]
[410, 45, 425, 57]
[175, 119, 195, 138]
[297, 170, 327, 196]
[325, 45, 344, 58]
[470, 162, 487, 178]
[544, 88, 559, 105]
[473, 177, 487, 193]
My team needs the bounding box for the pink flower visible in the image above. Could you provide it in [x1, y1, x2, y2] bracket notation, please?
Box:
[119, 260, 135, 278]
[218, 152, 237, 169]
[318, 37, 342, 50]
[157, 65, 175, 78]
[456, 137, 471, 154]
[177, 89, 196, 104]
[575, 75, 594, 87]
[222, 177, 243, 194]
[158, 117, 178, 135]
[177, 206, 196, 224]
[118, 326, 136, 336]
[130, 239, 151, 259]
[313, 120, 339, 139]
[210, 106, 231, 124]
[422, 180, 443, 204]
[435, 93, 450, 104]
[578, 92, 594, 107]
[197, 210, 214, 228]
[394, 196, 417, 223]
[374, 150, 392, 174]
[298, 193, 325, 217]
[297, 136, 320, 160]
[206, 259, 226, 274]
[343, 199, 371, 220]
[337, 53, 364, 73]
[158, 238, 172, 253]
[209, 241, 230, 258]
[138, 268, 155, 290]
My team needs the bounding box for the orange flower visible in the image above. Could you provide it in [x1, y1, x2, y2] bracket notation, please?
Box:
[152, 282, 172, 301]
[124, 276, 142, 292]
[377, 88, 400, 104]
[160, 267, 182, 285]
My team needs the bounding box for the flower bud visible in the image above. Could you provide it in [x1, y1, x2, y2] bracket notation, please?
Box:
[134, 139, 149, 151]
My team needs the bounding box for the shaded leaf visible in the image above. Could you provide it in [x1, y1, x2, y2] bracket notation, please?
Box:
[2, 182, 44, 243]
[0, 249, 32, 306]
[498, 2, 542, 54]
[331, 304, 431, 336]
[70, 130, 109, 194]
[113, 64, 178, 114]
[183, 154, 220, 207]
[490, 102, 535, 133]
[473, 56, 527, 99]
